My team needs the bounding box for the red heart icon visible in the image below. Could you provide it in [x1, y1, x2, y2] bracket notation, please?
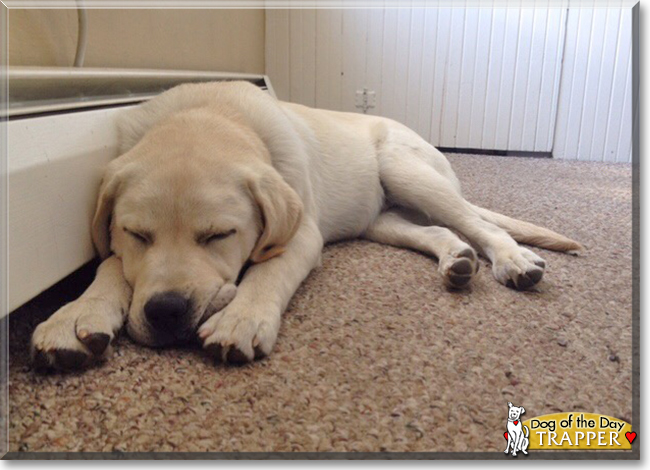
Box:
[504, 432, 509, 440]
[625, 432, 636, 444]
[514, 421, 518, 425]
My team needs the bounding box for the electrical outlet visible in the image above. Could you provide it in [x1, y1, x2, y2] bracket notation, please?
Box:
[355, 88, 376, 113]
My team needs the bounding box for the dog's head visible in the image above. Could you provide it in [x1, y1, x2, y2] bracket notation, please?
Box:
[507, 402, 526, 421]
[92, 110, 303, 346]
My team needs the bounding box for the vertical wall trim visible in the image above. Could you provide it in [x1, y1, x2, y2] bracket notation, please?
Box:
[548, 7, 569, 154]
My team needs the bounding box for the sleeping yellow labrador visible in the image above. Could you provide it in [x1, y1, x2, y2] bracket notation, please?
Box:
[31, 81, 582, 370]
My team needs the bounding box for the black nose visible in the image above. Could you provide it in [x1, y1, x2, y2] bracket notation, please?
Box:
[144, 291, 191, 334]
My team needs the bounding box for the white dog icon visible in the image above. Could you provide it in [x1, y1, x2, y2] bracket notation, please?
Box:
[504, 402, 529, 456]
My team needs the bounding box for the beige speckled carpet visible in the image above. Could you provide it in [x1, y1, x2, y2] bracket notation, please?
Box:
[8, 154, 633, 454]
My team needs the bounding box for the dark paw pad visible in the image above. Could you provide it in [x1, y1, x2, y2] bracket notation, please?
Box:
[507, 268, 544, 290]
[32, 349, 53, 371]
[254, 346, 267, 360]
[447, 273, 473, 288]
[53, 349, 90, 371]
[450, 258, 474, 275]
[205, 343, 253, 365]
[226, 347, 251, 365]
[79, 332, 111, 356]
[205, 343, 225, 363]
[445, 254, 477, 289]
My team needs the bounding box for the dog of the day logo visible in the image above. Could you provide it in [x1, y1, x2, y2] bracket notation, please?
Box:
[502, 404, 635, 454]
[504, 402, 530, 457]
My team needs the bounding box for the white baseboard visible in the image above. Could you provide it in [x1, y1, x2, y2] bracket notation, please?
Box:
[8, 106, 130, 312]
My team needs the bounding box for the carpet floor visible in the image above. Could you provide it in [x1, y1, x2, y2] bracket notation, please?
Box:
[7, 154, 633, 454]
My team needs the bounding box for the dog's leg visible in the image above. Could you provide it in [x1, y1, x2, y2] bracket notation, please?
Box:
[522, 437, 529, 455]
[505, 432, 512, 453]
[198, 218, 323, 364]
[31, 256, 132, 371]
[520, 425, 530, 455]
[378, 151, 546, 290]
[363, 210, 478, 288]
[513, 432, 521, 456]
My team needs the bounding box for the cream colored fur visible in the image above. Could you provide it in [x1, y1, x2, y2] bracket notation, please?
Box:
[31, 81, 582, 369]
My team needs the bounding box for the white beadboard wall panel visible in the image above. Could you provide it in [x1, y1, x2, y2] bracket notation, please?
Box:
[480, 7, 507, 149]
[439, 8, 466, 147]
[366, 8, 386, 116]
[314, 9, 343, 111]
[265, 10, 291, 102]
[289, 10, 305, 105]
[616, 56, 633, 163]
[466, 8, 493, 149]
[302, 9, 317, 108]
[591, 8, 623, 160]
[493, 8, 522, 150]
[416, 8, 439, 143]
[455, 7, 480, 147]
[342, 9, 369, 113]
[611, 9, 633, 164]
[554, 7, 633, 161]
[520, 8, 547, 150]
[379, 8, 399, 118]
[577, 8, 610, 159]
[428, 8, 452, 144]
[607, 11, 633, 163]
[558, 9, 593, 161]
[535, 6, 566, 151]
[507, 8, 535, 151]
[405, 7, 426, 133]
[394, 8, 413, 126]
[266, 7, 633, 161]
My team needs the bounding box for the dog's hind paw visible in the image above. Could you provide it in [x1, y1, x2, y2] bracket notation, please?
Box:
[493, 247, 546, 291]
[31, 299, 119, 372]
[439, 247, 479, 289]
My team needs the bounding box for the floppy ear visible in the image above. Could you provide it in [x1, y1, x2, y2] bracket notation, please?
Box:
[508, 402, 513, 408]
[519, 407, 526, 415]
[91, 163, 127, 259]
[247, 167, 303, 263]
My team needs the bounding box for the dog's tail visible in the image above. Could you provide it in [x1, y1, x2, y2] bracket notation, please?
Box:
[469, 203, 584, 253]
[524, 425, 529, 438]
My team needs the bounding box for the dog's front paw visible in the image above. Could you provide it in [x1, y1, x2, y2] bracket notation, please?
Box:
[493, 247, 546, 290]
[197, 303, 280, 365]
[31, 299, 121, 372]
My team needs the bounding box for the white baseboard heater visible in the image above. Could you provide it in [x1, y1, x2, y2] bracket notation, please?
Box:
[7, 67, 276, 313]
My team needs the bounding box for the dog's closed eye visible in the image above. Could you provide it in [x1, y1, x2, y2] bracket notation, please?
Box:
[124, 227, 153, 245]
[197, 228, 237, 245]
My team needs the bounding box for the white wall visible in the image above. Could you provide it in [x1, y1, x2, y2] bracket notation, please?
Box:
[9, 9, 266, 73]
[266, 7, 633, 162]
[553, 8, 633, 162]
